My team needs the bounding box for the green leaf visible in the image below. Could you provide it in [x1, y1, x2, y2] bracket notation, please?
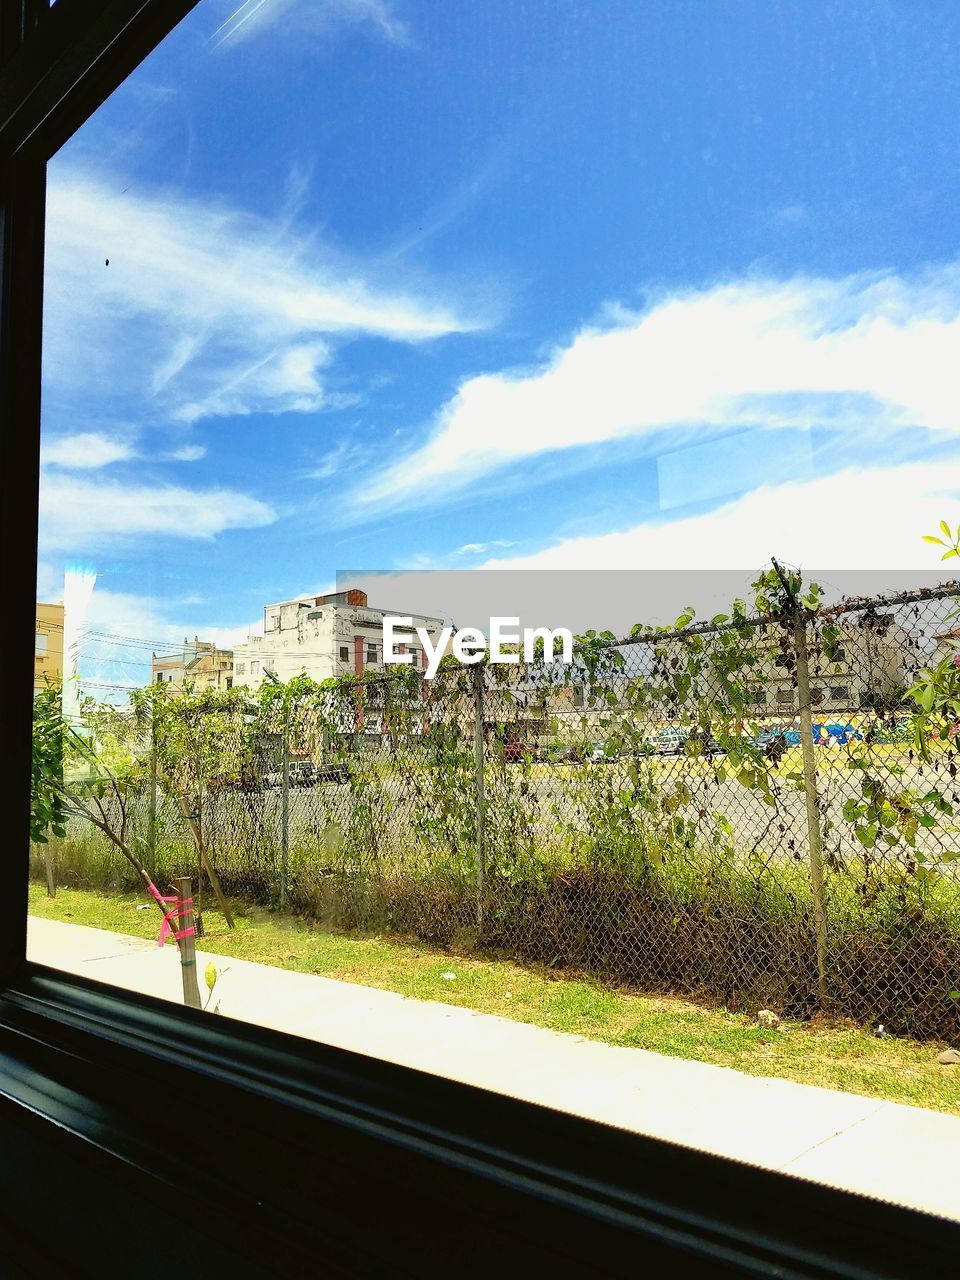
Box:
[940, 520, 952, 538]
[205, 962, 218, 993]
[922, 536, 946, 545]
[855, 824, 877, 849]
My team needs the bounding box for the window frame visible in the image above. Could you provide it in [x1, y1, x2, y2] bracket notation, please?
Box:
[1, 4, 957, 1271]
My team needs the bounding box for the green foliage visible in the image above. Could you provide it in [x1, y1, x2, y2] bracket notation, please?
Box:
[31, 687, 66, 844]
[921, 520, 960, 561]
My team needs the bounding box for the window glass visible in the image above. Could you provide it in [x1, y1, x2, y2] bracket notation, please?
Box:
[28, 0, 960, 1221]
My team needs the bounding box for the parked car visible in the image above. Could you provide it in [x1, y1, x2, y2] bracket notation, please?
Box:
[503, 741, 536, 763]
[755, 728, 788, 761]
[263, 760, 348, 788]
[684, 731, 723, 758]
[652, 727, 687, 755]
[316, 762, 349, 784]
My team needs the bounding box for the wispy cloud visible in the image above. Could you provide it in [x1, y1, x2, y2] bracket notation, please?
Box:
[43, 166, 476, 430]
[41, 432, 210, 470]
[209, 0, 410, 51]
[479, 459, 960, 572]
[452, 539, 516, 558]
[356, 264, 960, 513]
[163, 444, 208, 462]
[39, 473, 276, 549]
[41, 432, 136, 469]
[303, 438, 367, 481]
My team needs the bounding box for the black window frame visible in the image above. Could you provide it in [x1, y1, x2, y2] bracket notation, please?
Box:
[1, 4, 958, 1272]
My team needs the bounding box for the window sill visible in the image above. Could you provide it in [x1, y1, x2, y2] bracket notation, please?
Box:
[0, 961, 957, 1274]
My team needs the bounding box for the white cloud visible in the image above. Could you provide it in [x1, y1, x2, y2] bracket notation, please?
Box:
[43, 167, 475, 428]
[40, 432, 211, 469]
[479, 460, 960, 572]
[452, 539, 516, 557]
[210, 0, 410, 50]
[38, 473, 276, 548]
[41, 433, 135, 469]
[358, 265, 960, 511]
[164, 444, 208, 462]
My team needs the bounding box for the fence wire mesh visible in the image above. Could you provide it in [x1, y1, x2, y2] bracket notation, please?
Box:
[35, 584, 960, 1039]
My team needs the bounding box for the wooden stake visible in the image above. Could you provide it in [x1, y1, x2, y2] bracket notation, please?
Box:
[176, 876, 202, 1010]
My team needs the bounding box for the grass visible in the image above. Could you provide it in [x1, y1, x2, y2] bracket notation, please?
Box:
[28, 882, 960, 1118]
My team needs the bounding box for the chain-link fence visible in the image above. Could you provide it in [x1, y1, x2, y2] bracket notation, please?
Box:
[35, 584, 960, 1039]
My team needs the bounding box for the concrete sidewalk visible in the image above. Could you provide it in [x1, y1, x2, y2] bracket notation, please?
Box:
[27, 915, 960, 1222]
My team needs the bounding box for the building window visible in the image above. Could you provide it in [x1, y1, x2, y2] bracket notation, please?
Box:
[366, 645, 377, 664]
[339, 646, 349, 662]
[572, 684, 585, 707]
[251, 661, 260, 675]
[829, 685, 849, 700]
[237, 663, 245, 675]
[156, 672, 164, 683]
[748, 688, 765, 706]
[35, 632, 48, 655]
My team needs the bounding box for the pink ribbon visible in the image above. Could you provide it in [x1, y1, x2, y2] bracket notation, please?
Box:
[147, 883, 197, 948]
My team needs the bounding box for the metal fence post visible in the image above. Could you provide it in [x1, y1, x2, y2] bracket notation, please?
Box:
[793, 611, 829, 1007]
[472, 663, 486, 929]
[280, 699, 290, 910]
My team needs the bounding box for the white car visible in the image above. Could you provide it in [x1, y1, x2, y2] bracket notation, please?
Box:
[652, 727, 686, 755]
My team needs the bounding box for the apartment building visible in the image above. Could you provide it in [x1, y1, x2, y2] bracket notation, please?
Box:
[35, 601, 64, 692]
[151, 637, 234, 693]
[755, 618, 921, 715]
[231, 588, 445, 692]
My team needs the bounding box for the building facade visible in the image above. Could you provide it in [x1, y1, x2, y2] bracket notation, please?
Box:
[152, 638, 234, 693]
[231, 589, 445, 693]
[35, 601, 64, 692]
[753, 618, 921, 717]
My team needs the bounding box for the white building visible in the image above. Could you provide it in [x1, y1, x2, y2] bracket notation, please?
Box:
[232, 588, 445, 691]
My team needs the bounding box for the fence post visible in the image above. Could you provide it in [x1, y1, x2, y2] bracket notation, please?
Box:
[793, 611, 829, 1008]
[472, 662, 486, 929]
[280, 698, 290, 910]
[176, 876, 202, 1009]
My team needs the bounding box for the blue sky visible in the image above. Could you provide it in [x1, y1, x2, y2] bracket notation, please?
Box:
[36, 0, 960, 689]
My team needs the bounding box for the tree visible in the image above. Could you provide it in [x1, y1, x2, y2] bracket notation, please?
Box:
[31, 694, 203, 1004]
[31, 687, 67, 896]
